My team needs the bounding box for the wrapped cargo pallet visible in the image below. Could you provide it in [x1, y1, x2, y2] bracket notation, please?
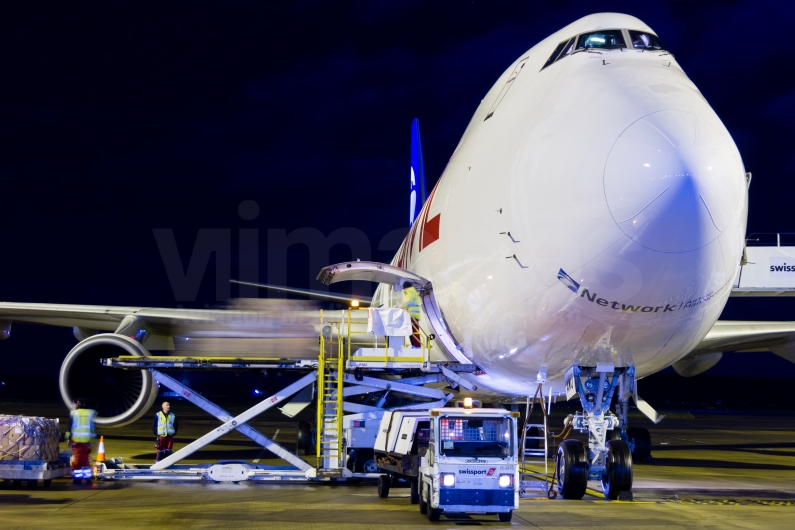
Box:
[0, 416, 61, 462]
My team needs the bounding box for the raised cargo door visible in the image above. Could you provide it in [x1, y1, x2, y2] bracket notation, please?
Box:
[316, 261, 473, 365]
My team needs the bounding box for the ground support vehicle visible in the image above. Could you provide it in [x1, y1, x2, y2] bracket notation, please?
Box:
[374, 407, 519, 523]
[343, 411, 386, 474]
[0, 451, 71, 488]
[372, 410, 430, 501]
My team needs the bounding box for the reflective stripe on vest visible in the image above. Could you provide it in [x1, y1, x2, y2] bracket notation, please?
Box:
[70, 409, 96, 443]
[402, 288, 422, 320]
[157, 412, 176, 436]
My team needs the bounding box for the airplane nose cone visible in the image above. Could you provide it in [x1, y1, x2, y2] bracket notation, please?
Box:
[604, 110, 744, 253]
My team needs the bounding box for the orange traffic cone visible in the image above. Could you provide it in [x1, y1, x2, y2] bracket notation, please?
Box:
[96, 436, 106, 463]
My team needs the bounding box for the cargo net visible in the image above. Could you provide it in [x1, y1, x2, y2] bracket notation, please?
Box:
[440, 418, 506, 442]
[0, 416, 61, 462]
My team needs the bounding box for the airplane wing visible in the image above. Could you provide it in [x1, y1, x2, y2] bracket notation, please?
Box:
[0, 280, 369, 340]
[674, 320, 795, 377]
[0, 302, 152, 331]
[689, 320, 795, 356]
[0, 300, 327, 348]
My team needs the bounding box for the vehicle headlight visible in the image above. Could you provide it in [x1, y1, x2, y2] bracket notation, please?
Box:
[440, 473, 456, 487]
[499, 474, 513, 488]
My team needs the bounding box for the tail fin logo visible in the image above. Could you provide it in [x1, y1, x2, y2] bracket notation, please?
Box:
[557, 268, 580, 293]
[410, 167, 418, 224]
[409, 118, 427, 227]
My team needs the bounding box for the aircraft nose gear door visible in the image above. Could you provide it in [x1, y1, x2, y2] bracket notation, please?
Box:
[316, 261, 472, 365]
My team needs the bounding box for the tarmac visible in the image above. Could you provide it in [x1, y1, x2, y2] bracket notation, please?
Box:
[1, 399, 794, 529]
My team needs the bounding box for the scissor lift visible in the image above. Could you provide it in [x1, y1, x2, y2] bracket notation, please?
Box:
[100, 308, 477, 483]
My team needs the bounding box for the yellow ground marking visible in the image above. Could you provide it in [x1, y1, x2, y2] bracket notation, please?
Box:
[521, 466, 605, 499]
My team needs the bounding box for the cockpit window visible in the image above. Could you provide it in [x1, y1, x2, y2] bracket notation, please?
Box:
[629, 31, 666, 51]
[540, 37, 575, 71]
[576, 30, 626, 50]
[542, 39, 571, 70]
[560, 39, 574, 57]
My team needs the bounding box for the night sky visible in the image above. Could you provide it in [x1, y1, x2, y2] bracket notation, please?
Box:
[2, 0, 795, 385]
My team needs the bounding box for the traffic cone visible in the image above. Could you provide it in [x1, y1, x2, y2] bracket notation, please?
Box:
[96, 436, 106, 463]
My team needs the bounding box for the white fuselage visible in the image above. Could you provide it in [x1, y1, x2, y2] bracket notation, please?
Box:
[376, 13, 748, 397]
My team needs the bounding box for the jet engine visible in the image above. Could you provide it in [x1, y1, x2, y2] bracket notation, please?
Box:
[672, 352, 723, 377]
[59, 334, 158, 427]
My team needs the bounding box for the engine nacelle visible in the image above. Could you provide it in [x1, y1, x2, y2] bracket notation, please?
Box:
[672, 352, 723, 377]
[60, 334, 158, 427]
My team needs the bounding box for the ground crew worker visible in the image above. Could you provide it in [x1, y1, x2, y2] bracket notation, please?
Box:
[153, 401, 179, 463]
[66, 399, 97, 483]
[400, 281, 422, 347]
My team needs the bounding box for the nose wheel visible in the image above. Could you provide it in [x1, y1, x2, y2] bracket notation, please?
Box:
[556, 439, 588, 499]
[601, 439, 633, 500]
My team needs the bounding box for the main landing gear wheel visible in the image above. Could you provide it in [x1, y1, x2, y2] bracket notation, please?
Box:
[601, 439, 633, 500]
[557, 439, 588, 500]
[377, 475, 391, 498]
[627, 427, 652, 461]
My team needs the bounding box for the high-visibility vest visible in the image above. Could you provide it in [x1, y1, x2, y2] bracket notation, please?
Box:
[157, 412, 176, 436]
[70, 409, 97, 443]
[402, 287, 422, 320]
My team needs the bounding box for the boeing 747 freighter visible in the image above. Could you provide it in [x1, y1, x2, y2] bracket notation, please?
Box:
[3, 13, 794, 499]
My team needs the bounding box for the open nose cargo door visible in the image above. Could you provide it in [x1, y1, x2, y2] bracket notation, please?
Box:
[317, 261, 472, 365]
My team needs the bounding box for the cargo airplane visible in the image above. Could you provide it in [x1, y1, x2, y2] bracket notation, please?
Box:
[2, 13, 793, 499]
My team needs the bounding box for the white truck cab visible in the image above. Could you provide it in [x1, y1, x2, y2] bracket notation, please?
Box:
[374, 407, 519, 523]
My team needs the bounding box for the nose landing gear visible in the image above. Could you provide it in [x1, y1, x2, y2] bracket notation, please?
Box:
[557, 365, 639, 500]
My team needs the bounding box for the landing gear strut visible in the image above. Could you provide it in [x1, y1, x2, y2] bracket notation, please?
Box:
[559, 365, 636, 500]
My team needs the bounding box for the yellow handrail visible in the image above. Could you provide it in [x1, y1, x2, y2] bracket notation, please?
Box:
[336, 311, 344, 463]
[316, 309, 324, 461]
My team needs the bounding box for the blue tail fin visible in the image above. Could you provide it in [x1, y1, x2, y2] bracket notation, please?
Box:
[409, 118, 428, 227]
